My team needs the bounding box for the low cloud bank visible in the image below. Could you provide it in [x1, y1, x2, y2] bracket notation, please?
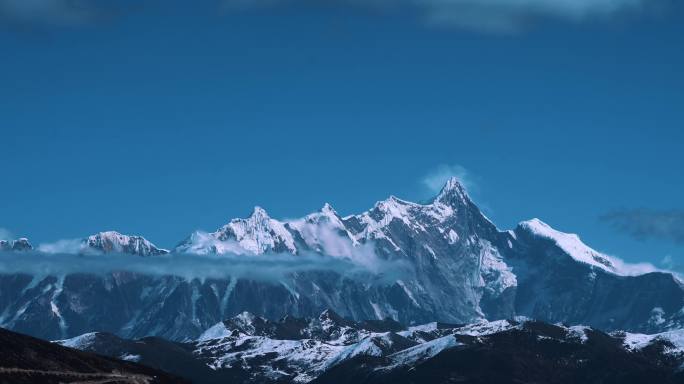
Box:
[0, 249, 412, 284]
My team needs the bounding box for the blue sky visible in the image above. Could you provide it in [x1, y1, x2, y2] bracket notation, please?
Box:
[1, 0, 682, 269]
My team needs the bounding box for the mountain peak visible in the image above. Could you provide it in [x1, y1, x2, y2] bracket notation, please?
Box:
[434, 177, 469, 204]
[250, 206, 270, 219]
[85, 231, 168, 256]
[197, 206, 297, 255]
[321, 203, 336, 215]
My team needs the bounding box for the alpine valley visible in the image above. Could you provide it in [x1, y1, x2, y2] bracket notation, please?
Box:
[2, 178, 684, 383]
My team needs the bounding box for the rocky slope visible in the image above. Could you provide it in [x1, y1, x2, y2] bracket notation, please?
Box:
[56, 310, 684, 384]
[0, 326, 186, 384]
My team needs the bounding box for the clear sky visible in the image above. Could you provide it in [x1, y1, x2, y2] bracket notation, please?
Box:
[1, 0, 682, 270]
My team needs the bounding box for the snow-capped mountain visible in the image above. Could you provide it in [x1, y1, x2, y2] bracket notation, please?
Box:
[174, 206, 297, 255]
[85, 231, 169, 256]
[55, 310, 684, 384]
[1, 177, 683, 342]
[0, 238, 33, 252]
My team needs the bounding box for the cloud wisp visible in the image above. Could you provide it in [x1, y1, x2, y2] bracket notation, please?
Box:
[600, 209, 684, 244]
[422, 164, 473, 194]
[0, 0, 138, 28]
[222, 0, 657, 32]
[0, 0, 659, 32]
[406, 0, 652, 32]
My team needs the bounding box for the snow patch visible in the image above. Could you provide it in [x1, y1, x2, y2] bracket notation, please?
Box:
[389, 335, 461, 366]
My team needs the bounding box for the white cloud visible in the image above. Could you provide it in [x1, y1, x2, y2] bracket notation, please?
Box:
[222, 0, 655, 32]
[37, 238, 92, 254]
[1, 0, 655, 32]
[0, 247, 410, 284]
[421, 164, 473, 194]
[414, 0, 650, 32]
[608, 256, 659, 276]
[0, 0, 96, 25]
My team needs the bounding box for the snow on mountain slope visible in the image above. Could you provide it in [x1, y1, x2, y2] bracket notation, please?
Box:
[59, 332, 100, 349]
[85, 231, 169, 256]
[57, 311, 684, 384]
[175, 207, 296, 255]
[324, 332, 417, 369]
[516, 218, 661, 277]
[197, 321, 232, 342]
[388, 334, 461, 366]
[287, 204, 360, 254]
[517, 218, 620, 273]
[620, 328, 684, 354]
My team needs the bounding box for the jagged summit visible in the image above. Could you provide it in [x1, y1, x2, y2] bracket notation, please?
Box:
[434, 176, 470, 205]
[320, 203, 337, 215]
[174, 205, 297, 255]
[250, 206, 270, 220]
[85, 231, 169, 256]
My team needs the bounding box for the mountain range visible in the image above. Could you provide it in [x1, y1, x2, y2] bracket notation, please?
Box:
[54, 309, 684, 384]
[1, 177, 682, 343]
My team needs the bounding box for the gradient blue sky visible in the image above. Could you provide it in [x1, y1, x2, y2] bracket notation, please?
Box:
[1, 0, 682, 269]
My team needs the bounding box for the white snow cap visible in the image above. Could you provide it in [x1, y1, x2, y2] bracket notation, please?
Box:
[435, 177, 469, 202]
[518, 218, 658, 276]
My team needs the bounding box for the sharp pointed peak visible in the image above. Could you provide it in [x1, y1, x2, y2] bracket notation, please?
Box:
[438, 176, 467, 195]
[88, 230, 125, 239]
[434, 177, 470, 205]
[250, 206, 269, 218]
[321, 202, 336, 214]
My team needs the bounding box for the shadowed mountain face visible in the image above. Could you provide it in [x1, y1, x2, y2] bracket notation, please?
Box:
[0, 178, 683, 341]
[0, 327, 186, 384]
[312, 324, 684, 384]
[55, 310, 684, 384]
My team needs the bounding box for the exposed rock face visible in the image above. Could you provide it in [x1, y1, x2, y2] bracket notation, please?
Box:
[1, 178, 683, 341]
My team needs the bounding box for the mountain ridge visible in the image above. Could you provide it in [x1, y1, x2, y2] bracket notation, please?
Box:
[1, 177, 682, 342]
[54, 309, 684, 384]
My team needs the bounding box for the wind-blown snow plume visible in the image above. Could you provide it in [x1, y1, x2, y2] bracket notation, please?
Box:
[422, 164, 473, 195]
